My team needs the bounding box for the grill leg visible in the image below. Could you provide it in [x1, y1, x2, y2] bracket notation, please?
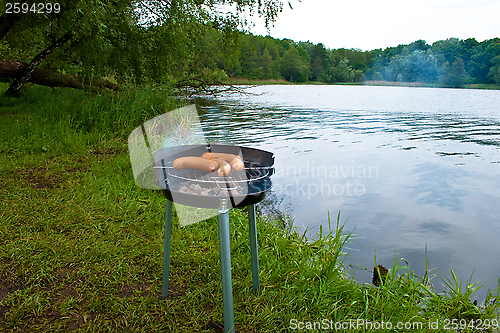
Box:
[248, 204, 260, 294]
[218, 209, 235, 333]
[162, 199, 173, 300]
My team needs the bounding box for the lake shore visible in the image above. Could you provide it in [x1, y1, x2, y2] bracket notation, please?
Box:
[1, 83, 499, 332]
[225, 77, 500, 90]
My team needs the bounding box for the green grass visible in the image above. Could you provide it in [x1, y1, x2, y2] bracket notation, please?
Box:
[224, 78, 296, 85]
[1, 84, 499, 332]
[228, 78, 500, 90]
[464, 83, 500, 90]
[365, 81, 500, 90]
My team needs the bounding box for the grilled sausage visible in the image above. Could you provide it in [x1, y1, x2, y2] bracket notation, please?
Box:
[201, 153, 245, 172]
[214, 159, 231, 177]
[173, 156, 218, 172]
[230, 158, 245, 172]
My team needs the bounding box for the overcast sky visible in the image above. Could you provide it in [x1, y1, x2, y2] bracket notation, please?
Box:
[249, 0, 500, 51]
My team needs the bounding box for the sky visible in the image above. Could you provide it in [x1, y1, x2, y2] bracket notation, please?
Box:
[248, 0, 500, 51]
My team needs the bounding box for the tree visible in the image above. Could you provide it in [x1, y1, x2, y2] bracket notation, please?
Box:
[432, 38, 464, 65]
[469, 40, 500, 83]
[1, 0, 295, 97]
[4, 31, 74, 96]
[308, 43, 330, 82]
[239, 40, 262, 79]
[385, 55, 403, 81]
[373, 72, 383, 81]
[336, 58, 354, 82]
[450, 58, 468, 87]
[488, 55, 500, 84]
[281, 46, 309, 82]
[400, 49, 439, 83]
[345, 48, 367, 71]
[260, 47, 273, 79]
[1, 0, 141, 96]
[408, 39, 430, 53]
[440, 58, 467, 87]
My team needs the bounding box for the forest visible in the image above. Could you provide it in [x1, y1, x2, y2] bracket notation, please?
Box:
[217, 33, 500, 87]
[1, 0, 499, 97]
[0, 0, 289, 97]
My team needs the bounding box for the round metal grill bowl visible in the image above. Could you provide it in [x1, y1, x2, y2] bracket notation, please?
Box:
[154, 144, 274, 209]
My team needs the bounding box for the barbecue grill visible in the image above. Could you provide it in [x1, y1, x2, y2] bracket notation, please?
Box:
[128, 105, 275, 333]
[154, 144, 274, 209]
[154, 143, 275, 333]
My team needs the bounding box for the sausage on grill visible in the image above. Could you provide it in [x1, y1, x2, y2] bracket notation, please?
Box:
[214, 159, 231, 177]
[201, 153, 244, 172]
[173, 156, 218, 172]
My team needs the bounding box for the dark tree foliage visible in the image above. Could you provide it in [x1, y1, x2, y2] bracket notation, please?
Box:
[281, 46, 310, 82]
[226, 34, 500, 87]
[0, 0, 294, 96]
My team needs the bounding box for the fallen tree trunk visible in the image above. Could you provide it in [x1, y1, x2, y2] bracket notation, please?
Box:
[0, 60, 119, 94]
[5, 31, 76, 97]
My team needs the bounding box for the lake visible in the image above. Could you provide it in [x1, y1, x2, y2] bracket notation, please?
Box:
[196, 84, 500, 301]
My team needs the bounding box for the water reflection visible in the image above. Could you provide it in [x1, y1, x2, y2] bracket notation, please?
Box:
[409, 163, 468, 210]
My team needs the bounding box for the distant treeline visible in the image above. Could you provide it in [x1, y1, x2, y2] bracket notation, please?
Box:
[200, 31, 500, 87]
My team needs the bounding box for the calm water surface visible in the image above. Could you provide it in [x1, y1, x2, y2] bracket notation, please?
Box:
[197, 85, 500, 300]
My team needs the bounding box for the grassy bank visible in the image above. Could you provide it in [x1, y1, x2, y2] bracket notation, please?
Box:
[1, 84, 499, 332]
[224, 78, 294, 85]
[225, 78, 500, 90]
[464, 83, 500, 90]
[365, 81, 500, 90]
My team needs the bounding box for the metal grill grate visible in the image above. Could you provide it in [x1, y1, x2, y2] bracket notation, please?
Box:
[155, 160, 271, 184]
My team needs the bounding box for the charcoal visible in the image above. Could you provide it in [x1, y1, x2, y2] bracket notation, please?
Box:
[177, 182, 243, 196]
[191, 184, 202, 192]
[200, 188, 211, 196]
